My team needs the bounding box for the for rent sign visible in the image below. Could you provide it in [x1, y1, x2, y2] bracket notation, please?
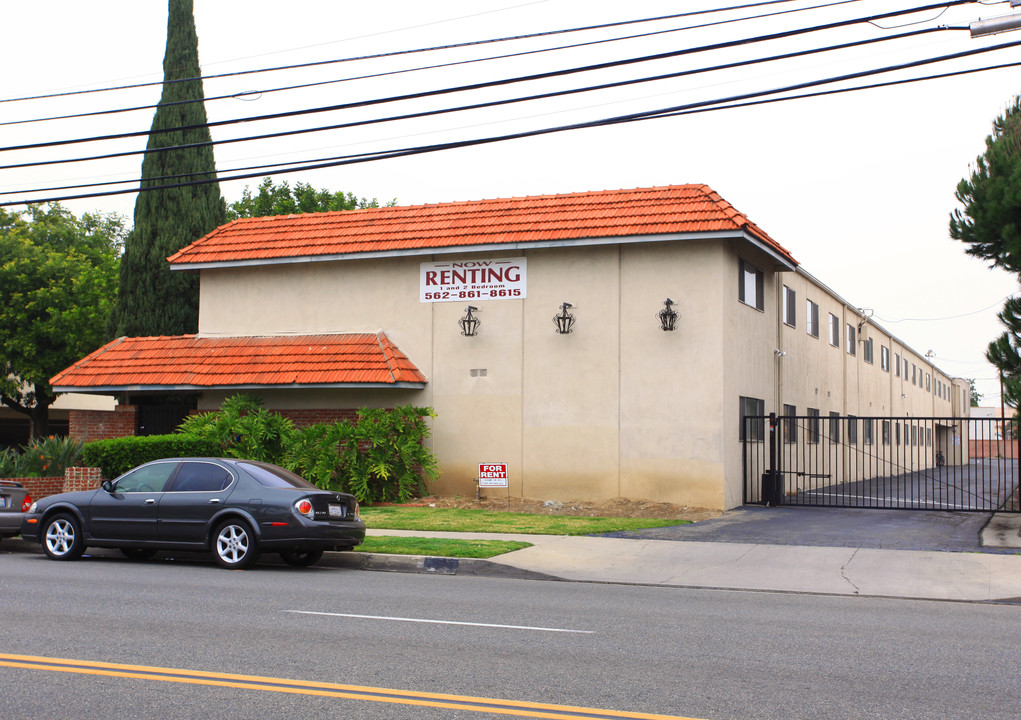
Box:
[420, 257, 526, 303]
[478, 463, 508, 487]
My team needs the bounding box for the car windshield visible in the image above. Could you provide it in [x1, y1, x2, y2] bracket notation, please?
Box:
[238, 461, 319, 489]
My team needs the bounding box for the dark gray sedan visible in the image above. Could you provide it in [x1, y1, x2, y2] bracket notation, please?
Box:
[20, 458, 364, 569]
[1, 480, 32, 541]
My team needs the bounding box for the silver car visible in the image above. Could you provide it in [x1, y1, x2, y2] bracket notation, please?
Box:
[0, 480, 32, 541]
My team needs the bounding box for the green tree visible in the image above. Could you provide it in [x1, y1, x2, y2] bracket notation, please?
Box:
[967, 378, 982, 407]
[226, 177, 393, 220]
[114, 0, 225, 337]
[951, 97, 1021, 408]
[0, 204, 124, 438]
[950, 96, 1021, 271]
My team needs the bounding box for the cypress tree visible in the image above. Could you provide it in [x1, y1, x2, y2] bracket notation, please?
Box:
[114, 0, 225, 337]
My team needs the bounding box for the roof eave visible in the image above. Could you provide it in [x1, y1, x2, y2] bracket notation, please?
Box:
[169, 230, 796, 270]
[52, 382, 427, 394]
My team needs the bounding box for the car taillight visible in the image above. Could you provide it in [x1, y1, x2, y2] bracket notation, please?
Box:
[21, 494, 32, 512]
[294, 498, 314, 520]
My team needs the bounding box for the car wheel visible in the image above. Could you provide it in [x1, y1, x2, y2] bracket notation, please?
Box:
[120, 548, 157, 561]
[42, 514, 85, 561]
[279, 549, 324, 567]
[213, 519, 259, 570]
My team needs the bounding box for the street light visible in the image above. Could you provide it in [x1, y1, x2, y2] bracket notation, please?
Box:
[970, 10, 1021, 38]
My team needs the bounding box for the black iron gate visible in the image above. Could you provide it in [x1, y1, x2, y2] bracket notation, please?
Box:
[743, 415, 1020, 512]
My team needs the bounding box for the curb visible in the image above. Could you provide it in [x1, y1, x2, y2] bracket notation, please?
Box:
[324, 551, 560, 581]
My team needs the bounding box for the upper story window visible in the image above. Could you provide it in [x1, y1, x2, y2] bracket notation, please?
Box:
[881, 345, 890, 371]
[828, 313, 840, 347]
[783, 286, 796, 327]
[863, 337, 874, 364]
[846, 324, 856, 355]
[806, 300, 819, 338]
[895, 353, 901, 377]
[739, 260, 764, 311]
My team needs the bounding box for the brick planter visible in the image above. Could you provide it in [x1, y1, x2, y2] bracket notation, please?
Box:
[4, 467, 104, 500]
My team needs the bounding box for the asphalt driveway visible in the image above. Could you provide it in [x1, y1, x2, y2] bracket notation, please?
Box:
[601, 505, 1011, 553]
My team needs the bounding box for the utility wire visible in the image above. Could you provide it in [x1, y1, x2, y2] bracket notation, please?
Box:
[1, 26, 960, 170]
[0, 3, 980, 156]
[6, 37, 1020, 207]
[0, 0, 862, 128]
[0, 0, 841, 105]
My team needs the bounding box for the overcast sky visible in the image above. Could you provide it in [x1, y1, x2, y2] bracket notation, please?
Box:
[4, 0, 1021, 405]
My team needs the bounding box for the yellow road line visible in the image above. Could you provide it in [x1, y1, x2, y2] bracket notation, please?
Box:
[0, 652, 702, 720]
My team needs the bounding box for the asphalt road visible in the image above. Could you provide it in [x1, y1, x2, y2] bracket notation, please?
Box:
[2, 549, 1020, 719]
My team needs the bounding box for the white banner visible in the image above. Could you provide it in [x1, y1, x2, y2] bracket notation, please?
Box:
[420, 257, 526, 303]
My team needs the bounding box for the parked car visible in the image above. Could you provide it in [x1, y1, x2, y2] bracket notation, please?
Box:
[20, 458, 364, 569]
[1, 480, 33, 542]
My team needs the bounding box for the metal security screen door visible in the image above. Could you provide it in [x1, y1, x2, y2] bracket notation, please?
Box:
[744, 415, 1020, 512]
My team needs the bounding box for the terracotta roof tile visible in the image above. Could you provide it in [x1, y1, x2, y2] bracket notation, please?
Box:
[168, 184, 795, 266]
[50, 333, 426, 391]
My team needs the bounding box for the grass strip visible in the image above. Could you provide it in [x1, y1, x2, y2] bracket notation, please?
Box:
[356, 536, 532, 558]
[360, 506, 687, 535]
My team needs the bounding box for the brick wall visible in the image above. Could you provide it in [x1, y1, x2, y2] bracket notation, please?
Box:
[277, 409, 361, 427]
[969, 439, 1019, 459]
[69, 406, 137, 443]
[6, 467, 103, 501]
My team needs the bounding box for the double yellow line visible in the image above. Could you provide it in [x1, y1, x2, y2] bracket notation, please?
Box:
[0, 653, 699, 720]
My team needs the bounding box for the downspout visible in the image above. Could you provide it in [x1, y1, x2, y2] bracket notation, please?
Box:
[775, 271, 783, 414]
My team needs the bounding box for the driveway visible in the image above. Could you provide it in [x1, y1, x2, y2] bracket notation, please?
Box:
[601, 505, 1015, 553]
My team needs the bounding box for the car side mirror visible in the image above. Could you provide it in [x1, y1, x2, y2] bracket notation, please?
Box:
[101, 480, 115, 493]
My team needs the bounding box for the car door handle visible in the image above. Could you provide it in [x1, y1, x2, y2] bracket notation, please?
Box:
[208, 498, 221, 504]
[144, 498, 156, 504]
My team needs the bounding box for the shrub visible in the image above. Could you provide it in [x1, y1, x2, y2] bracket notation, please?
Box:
[177, 394, 294, 463]
[82, 435, 220, 480]
[0, 436, 83, 478]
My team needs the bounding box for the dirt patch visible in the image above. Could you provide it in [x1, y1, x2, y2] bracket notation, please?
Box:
[406, 495, 721, 522]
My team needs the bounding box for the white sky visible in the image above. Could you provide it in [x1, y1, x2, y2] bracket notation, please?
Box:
[3, 0, 1021, 404]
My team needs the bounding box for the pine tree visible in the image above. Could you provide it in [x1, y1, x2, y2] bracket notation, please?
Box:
[114, 0, 225, 337]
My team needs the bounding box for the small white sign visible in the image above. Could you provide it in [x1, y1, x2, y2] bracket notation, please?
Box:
[421, 257, 526, 303]
[478, 462, 508, 488]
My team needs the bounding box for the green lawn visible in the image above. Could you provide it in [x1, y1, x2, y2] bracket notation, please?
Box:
[356, 536, 532, 558]
[360, 505, 688, 536]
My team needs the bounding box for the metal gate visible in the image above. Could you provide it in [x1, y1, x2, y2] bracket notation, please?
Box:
[743, 415, 1020, 512]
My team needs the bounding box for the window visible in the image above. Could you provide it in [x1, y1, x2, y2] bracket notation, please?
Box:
[912, 364, 917, 385]
[926, 427, 932, 446]
[829, 313, 840, 347]
[829, 412, 841, 443]
[847, 415, 858, 445]
[881, 345, 890, 371]
[895, 353, 901, 377]
[846, 324, 856, 355]
[171, 461, 234, 492]
[740, 396, 765, 441]
[114, 462, 177, 493]
[926, 373, 931, 392]
[882, 420, 891, 445]
[739, 260, 764, 310]
[783, 404, 797, 443]
[807, 408, 820, 443]
[895, 423, 901, 446]
[806, 300, 819, 337]
[911, 425, 917, 446]
[864, 338, 874, 364]
[783, 286, 796, 327]
[864, 418, 874, 445]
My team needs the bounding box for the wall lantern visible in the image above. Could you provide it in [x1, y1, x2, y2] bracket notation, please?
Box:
[459, 305, 480, 337]
[553, 302, 575, 334]
[657, 298, 679, 331]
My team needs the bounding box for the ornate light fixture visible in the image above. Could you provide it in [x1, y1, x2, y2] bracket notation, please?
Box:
[459, 305, 480, 336]
[657, 298, 679, 331]
[553, 302, 575, 334]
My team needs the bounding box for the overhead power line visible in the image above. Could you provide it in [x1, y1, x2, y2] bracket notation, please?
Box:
[0, 3, 980, 157]
[6, 38, 1021, 208]
[0, 0, 842, 106]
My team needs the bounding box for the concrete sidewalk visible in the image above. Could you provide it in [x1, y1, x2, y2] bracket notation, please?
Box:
[363, 523, 1021, 603]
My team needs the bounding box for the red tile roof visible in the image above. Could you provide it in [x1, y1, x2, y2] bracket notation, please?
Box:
[50, 333, 426, 391]
[168, 184, 795, 267]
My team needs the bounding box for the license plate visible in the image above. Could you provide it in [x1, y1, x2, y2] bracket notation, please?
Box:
[328, 504, 343, 518]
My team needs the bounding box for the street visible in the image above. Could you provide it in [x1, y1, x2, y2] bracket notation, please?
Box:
[2, 548, 1020, 719]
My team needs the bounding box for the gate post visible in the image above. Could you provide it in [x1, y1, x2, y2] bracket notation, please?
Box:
[762, 413, 782, 506]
